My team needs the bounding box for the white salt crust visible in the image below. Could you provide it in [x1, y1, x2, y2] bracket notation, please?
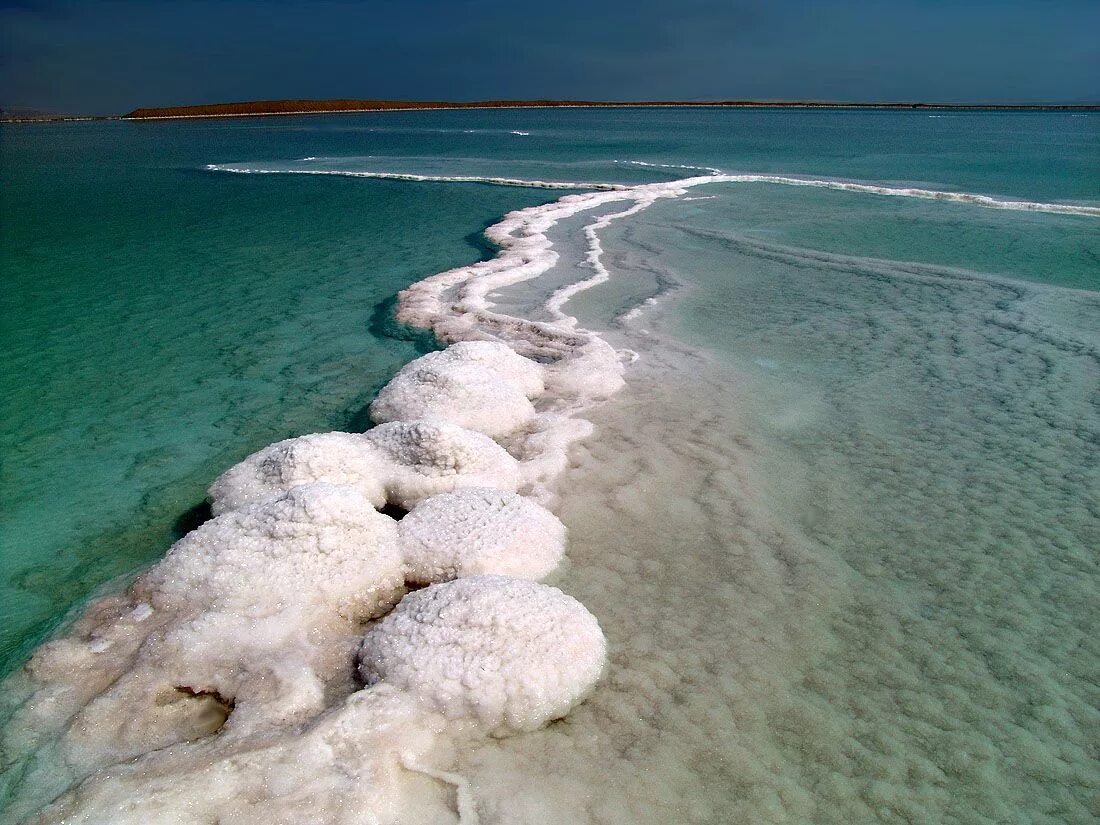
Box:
[6, 170, 687, 823]
[141, 482, 403, 620]
[370, 359, 536, 438]
[209, 419, 523, 516]
[208, 431, 387, 516]
[370, 343, 546, 440]
[364, 420, 522, 509]
[399, 488, 567, 583]
[360, 576, 606, 733]
[416, 340, 546, 397]
[7, 484, 406, 784]
[29, 687, 446, 825]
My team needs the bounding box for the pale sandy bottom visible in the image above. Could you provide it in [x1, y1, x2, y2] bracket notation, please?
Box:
[452, 351, 848, 824]
[451, 345, 1095, 822]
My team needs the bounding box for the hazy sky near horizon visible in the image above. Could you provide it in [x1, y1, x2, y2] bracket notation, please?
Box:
[1, 0, 1097, 113]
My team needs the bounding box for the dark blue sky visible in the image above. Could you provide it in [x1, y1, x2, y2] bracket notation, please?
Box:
[2, 0, 1097, 113]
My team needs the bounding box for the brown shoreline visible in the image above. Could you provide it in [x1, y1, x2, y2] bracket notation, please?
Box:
[2, 99, 1096, 124]
[122, 99, 1100, 121]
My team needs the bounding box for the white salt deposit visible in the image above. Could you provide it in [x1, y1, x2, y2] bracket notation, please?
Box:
[30, 686, 448, 825]
[5, 152, 1097, 824]
[360, 576, 606, 733]
[210, 417, 524, 516]
[208, 431, 387, 515]
[140, 482, 404, 620]
[370, 341, 545, 439]
[370, 359, 536, 438]
[399, 488, 566, 583]
[423, 340, 546, 397]
[3, 484, 408, 808]
[363, 420, 522, 508]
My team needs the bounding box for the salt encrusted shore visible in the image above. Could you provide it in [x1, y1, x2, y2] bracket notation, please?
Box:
[6, 152, 1099, 822]
[2, 328, 620, 823]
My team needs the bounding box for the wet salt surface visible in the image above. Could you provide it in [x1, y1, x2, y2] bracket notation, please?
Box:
[500, 204, 1098, 823]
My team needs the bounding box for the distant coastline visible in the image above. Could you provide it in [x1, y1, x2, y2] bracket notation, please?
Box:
[2, 98, 1097, 123]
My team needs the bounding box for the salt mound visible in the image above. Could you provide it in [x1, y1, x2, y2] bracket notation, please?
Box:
[370, 341, 545, 438]
[433, 340, 546, 397]
[208, 431, 386, 515]
[141, 482, 404, 620]
[64, 485, 402, 758]
[360, 575, 606, 733]
[208, 422, 523, 516]
[32, 687, 443, 825]
[546, 338, 626, 400]
[364, 420, 522, 509]
[370, 361, 535, 438]
[399, 488, 566, 583]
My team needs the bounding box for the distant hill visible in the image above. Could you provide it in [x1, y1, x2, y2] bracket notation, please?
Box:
[124, 99, 607, 119]
[122, 99, 1100, 121]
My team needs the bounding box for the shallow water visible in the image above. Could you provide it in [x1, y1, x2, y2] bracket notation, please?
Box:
[0, 121, 556, 673]
[455, 178, 1098, 821]
[1, 108, 1097, 822]
[536, 209, 1098, 823]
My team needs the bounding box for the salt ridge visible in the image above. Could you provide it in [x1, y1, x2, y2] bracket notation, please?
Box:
[207, 162, 1100, 216]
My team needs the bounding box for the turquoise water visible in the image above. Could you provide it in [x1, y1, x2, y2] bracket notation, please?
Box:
[1, 108, 1097, 822]
[0, 119, 557, 672]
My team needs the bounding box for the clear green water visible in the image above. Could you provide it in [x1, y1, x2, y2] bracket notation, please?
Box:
[0, 119, 557, 673]
[1, 108, 1097, 822]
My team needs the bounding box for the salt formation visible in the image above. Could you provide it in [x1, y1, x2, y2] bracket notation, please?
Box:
[370, 341, 545, 438]
[363, 420, 522, 508]
[16, 485, 405, 773]
[210, 419, 522, 516]
[140, 482, 404, 621]
[370, 360, 535, 438]
[208, 431, 387, 515]
[4, 178, 646, 822]
[360, 576, 606, 733]
[397, 340, 546, 397]
[399, 488, 566, 583]
[28, 687, 447, 825]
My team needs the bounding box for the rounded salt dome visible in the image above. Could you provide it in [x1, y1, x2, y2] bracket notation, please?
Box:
[363, 420, 521, 509]
[143, 483, 404, 620]
[369, 362, 535, 438]
[208, 432, 386, 516]
[399, 488, 566, 584]
[426, 341, 545, 398]
[359, 575, 606, 733]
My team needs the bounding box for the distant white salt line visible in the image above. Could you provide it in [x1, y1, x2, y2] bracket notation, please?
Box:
[206, 163, 1099, 216]
[204, 164, 625, 191]
[616, 159, 725, 176]
[545, 197, 661, 329]
[710, 174, 1100, 217]
[205, 160, 1098, 369]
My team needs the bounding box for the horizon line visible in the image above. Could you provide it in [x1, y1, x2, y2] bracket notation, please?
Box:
[3, 97, 1098, 123]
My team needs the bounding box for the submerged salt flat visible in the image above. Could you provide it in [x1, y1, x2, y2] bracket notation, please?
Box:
[477, 195, 1098, 823]
[2, 108, 1098, 823]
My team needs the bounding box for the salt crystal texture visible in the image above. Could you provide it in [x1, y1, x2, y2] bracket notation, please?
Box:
[360, 575, 606, 733]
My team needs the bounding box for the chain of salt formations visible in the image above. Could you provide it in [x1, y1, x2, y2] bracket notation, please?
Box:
[10, 161, 1096, 822]
[1, 178, 692, 823]
[3, 356, 608, 823]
